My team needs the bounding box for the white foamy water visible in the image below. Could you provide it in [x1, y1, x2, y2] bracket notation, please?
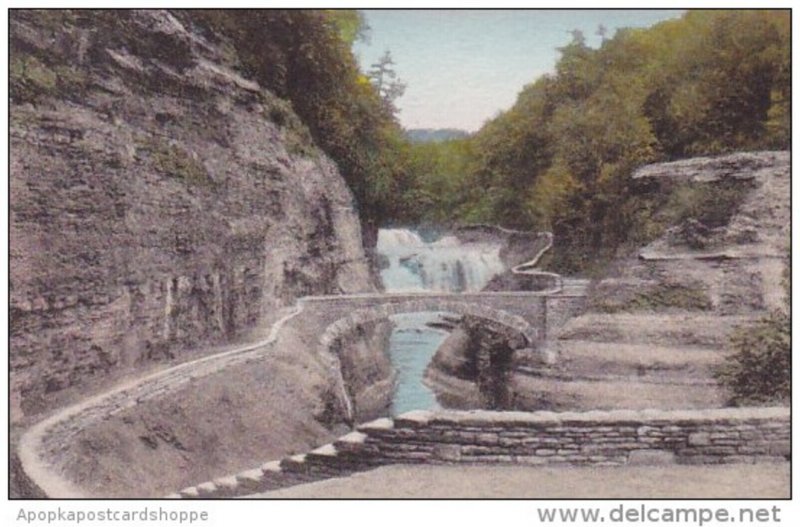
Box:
[377, 228, 508, 415]
[377, 228, 506, 293]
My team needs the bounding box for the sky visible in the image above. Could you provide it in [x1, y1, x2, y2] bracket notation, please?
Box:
[354, 10, 684, 132]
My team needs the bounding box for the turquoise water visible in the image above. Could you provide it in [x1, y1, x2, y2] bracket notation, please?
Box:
[387, 312, 449, 415]
[378, 228, 506, 416]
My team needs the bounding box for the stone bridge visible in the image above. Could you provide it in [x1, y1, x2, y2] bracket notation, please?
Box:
[285, 228, 587, 361]
[302, 279, 589, 355]
[17, 230, 588, 498]
[18, 283, 589, 498]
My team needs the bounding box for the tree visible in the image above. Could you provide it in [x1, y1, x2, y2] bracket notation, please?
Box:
[595, 24, 608, 43]
[195, 10, 410, 239]
[326, 9, 370, 46]
[428, 10, 789, 273]
[367, 50, 406, 115]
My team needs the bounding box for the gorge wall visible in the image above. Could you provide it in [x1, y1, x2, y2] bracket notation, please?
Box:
[9, 10, 375, 422]
[426, 152, 789, 412]
[335, 321, 395, 422]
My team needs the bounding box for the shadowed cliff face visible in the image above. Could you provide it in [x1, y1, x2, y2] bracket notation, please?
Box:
[9, 10, 374, 421]
[424, 316, 523, 411]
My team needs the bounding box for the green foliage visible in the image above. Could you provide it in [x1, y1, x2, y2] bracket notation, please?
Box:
[10, 47, 90, 105]
[626, 180, 752, 248]
[10, 55, 58, 102]
[592, 282, 713, 313]
[716, 252, 790, 406]
[140, 137, 215, 188]
[260, 95, 317, 157]
[325, 10, 370, 46]
[663, 183, 747, 229]
[403, 137, 477, 225]
[400, 10, 788, 273]
[716, 310, 790, 405]
[194, 10, 413, 228]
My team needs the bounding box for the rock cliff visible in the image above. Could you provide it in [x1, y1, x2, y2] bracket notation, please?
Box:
[519, 151, 790, 410]
[427, 152, 789, 412]
[9, 10, 374, 421]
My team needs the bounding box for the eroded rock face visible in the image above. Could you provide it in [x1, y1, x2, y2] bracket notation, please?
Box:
[437, 152, 789, 412]
[530, 151, 790, 411]
[334, 321, 395, 423]
[635, 151, 789, 262]
[424, 316, 523, 410]
[9, 10, 374, 420]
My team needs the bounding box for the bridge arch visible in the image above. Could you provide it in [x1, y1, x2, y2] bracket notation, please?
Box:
[318, 299, 538, 354]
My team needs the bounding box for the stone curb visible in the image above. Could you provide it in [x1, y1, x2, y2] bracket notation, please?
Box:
[17, 303, 305, 498]
[166, 406, 789, 499]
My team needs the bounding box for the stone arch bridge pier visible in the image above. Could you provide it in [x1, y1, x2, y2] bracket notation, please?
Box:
[290, 285, 587, 421]
[304, 286, 587, 352]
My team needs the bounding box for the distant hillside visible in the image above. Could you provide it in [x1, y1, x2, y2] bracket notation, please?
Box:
[406, 128, 470, 143]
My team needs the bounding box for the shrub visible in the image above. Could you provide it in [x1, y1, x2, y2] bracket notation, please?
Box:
[715, 310, 790, 405]
[627, 179, 752, 250]
[140, 137, 215, 188]
[10, 55, 57, 103]
[593, 282, 713, 313]
[661, 180, 752, 229]
[716, 254, 790, 406]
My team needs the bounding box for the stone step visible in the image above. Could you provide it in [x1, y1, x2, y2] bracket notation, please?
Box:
[536, 340, 726, 379]
[515, 365, 718, 385]
[560, 278, 591, 295]
[218, 460, 326, 496]
[510, 374, 727, 411]
[555, 313, 755, 348]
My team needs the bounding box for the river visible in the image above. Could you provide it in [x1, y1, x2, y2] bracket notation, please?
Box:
[376, 228, 507, 415]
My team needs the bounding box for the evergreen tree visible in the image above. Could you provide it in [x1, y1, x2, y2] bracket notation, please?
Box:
[367, 50, 407, 115]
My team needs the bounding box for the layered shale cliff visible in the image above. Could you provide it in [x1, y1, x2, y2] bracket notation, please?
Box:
[519, 151, 790, 410]
[9, 10, 374, 422]
[427, 152, 789, 412]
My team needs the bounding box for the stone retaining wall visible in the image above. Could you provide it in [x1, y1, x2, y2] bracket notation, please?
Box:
[357, 407, 789, 467]
[18, 304, 304, 498]
[171, 406, 789, 498]
[18, 288, 587, 497]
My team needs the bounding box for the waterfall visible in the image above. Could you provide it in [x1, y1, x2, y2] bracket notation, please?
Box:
[377, 228, 506, 293]
[377, 228, 508, 415]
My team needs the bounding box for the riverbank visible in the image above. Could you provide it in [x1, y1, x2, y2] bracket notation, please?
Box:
[251, 462, 789, 499]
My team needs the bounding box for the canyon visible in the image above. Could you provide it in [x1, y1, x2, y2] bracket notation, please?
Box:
[10, 10, 375, 423]
[9, 9, 790, 500]
[9, 10, 381, 497]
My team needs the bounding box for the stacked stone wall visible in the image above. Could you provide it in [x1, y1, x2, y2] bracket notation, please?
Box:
[357, 408, 789, 466]
[171, 406, 788, 498]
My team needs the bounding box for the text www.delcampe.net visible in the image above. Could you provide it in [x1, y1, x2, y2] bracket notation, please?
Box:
[536, 504, 782, 525]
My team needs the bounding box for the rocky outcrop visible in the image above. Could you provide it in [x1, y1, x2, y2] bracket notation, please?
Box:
[9, 10, 374, 421]
[334, 321, 395, 422]
[522, 151, 789, 411]
[424, 316, 528, 410]
[633, 151, 789, 263]
[429, 152, 788, 412]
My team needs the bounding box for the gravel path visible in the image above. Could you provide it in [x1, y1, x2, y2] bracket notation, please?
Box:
[251, 462, 789, 499]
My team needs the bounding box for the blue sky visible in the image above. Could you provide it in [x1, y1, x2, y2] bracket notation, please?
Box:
[354, 10, 684, 131]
